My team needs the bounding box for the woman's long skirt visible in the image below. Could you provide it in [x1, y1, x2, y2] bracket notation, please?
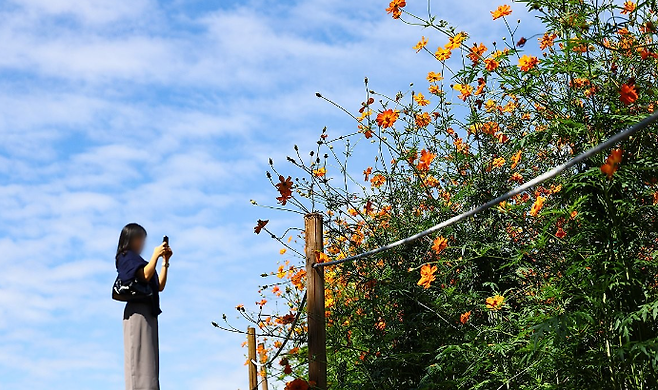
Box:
[123, 302, 160, 390]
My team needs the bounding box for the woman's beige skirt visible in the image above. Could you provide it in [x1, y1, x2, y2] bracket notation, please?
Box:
[123, 302, 160, 390]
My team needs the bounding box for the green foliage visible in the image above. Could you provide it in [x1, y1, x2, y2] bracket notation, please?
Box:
[224, 1, 658, 389]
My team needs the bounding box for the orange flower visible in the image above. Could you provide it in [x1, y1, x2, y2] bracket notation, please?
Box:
[621, 1, 636, 14]
[510, 150, 522, 169]
[371, 174, 386, 188]
[417, 264, 438, 289]
[529, 196, 546, 216]
[285, 378, 311, 390]
[279, 248, 287, 255]
[491, 4, 512, 20]
[619, 84, 638, 105]
[653, 191, 658, 205]
[417, 149, 436, 172]
[432, 236, 448, 255]
[376, 109, 399, 128]
[435, 46, 452, 61]
[453, 83, 474, 100]
[256, 299, 267, 306]
[364, 167, 372, 181]
[518, 55, 539, 71]
[313, 167, 326, 177]
[254, 219, 269, 234]
[492, 157, 505, 169]
[413, 36, 428, 52]
[415, 112, 431, 128]
[484, 58, 499, 71]
[427, 71, 443, 82]
[445, 32, 467, 50]
[385, 0, 406, 19]
[414, 92, 430, 106]
[555, 227, 567, 238]
[467, 43, 488, 64]
[539, 32, 557, 50]
[601, 149, 623, 179]
[276, 175, 294, 205]
[290, 269, 306, 290]
[485, 295, 505, 310]
[460, 311, 472, 324]
[428, 85, 442, 95]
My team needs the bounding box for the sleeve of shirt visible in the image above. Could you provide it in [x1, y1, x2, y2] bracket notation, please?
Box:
[116, 252, 147, 283]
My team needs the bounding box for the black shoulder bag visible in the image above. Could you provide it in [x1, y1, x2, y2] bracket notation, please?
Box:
[112, 275, 153, 302]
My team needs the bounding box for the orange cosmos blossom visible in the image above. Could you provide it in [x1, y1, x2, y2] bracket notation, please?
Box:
[518, 55, 539, 71]
[415, 112, 431, 128]
[417, 149, 436, 172]
[414, 92, 430, 106]
[460, 311, 472, 324]
[313, 167, 326, 177]
[417, 264, 438, 289]
[385, 0, 406, 19]
[454, 83, 474, 101]
[484, 58, 499, 71]
[428, 85, 442, 95]
[601, 149, 623, 179]
[432, 236, 448, 255]
[492, 157, 505, 169]
[510, 150, 522, 169]
[539, 32, 558, 50]
[371, 174, 386, 188]
[413, 36, 428, 52]
[485, 295, 505, 310]
[427, 71, 443, 82]
[376, 109, 399, 128]
[467, 43, 488, 64]
[363, 167, 372, 181]
[435, 46, 452, 61]
[445, 32, 467, 50]
[529, 196, 546, 216]
[285, 378, 312, 390]
[619, 84, 638, 105]
[491, 4, 512, 20]
[621, 1, 636, 14]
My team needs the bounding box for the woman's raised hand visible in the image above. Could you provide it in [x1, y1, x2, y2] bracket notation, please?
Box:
[153, 243, 168, 259]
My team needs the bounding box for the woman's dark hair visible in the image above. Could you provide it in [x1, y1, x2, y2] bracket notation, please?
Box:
[116, 223, 147, 260]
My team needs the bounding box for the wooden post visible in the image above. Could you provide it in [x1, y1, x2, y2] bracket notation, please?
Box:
[247, 327, 258, 390]
[258, 342, 269, 390]
[305, 213, 326, 389]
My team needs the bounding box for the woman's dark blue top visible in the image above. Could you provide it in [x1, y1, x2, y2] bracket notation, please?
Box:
[116, 250, 161, 317]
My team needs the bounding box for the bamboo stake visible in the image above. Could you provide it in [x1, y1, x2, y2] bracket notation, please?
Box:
[247, 327, 257, 390]
[305, 213, 326, 389]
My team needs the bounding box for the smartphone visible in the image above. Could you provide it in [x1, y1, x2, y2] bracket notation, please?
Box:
[163, 235, 169, 246]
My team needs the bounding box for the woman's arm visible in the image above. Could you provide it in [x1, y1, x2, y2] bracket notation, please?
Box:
[136, 243, 167, 282]
[159, 248, 173, 291]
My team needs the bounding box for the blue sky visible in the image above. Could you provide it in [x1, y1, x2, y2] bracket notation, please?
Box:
[0, 1, 536, 389]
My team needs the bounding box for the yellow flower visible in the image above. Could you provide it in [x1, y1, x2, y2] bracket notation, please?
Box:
[413, 36, 428, 52]
[414, 92, 430, 106]
[427, 71, 443, 82]
[518, 55, 539, 71]
[492, 157, 505, 168]
[485, 295, 505, 310]
[621, 1, 636, 14]
[417, 264, 438, 289]
[435, 46, 452, 61]
[529, 196, 546, 216]
[279, 248, 287, 255]
[445, 32, 467, 50]
[313, 167, 326, 177]
[491, 4, 512, 20]
[428, 85, 442, 95]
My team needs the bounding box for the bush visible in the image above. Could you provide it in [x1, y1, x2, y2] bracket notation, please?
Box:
[219, 1, 658, 389]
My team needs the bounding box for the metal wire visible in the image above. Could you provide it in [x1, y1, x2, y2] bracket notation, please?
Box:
[315, 111, 658, 268]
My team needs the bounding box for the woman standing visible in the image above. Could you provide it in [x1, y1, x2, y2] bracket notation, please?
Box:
[115, 223, 173, 390]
